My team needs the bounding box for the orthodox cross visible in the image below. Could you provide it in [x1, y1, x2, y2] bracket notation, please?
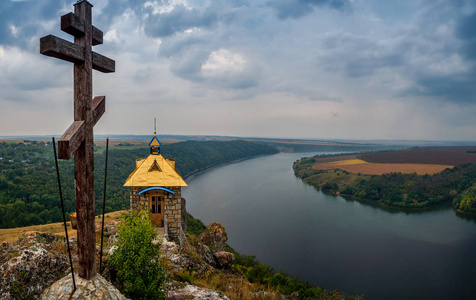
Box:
[40, 0, 115, 280]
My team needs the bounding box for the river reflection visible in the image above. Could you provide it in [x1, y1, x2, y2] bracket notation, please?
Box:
[183, 152, 476, 300]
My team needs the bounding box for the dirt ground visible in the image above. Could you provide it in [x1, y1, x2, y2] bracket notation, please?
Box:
[0, 210, 126, 244]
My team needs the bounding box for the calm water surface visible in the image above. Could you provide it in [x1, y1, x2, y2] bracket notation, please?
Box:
[182, 153, 476, 300]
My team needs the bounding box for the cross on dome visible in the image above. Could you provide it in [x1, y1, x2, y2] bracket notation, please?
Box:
[150, 118, 161, 154]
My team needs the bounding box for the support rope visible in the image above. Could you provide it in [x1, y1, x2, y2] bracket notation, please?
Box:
[99, 137, 109, 273]
[52, 137, 76, 291]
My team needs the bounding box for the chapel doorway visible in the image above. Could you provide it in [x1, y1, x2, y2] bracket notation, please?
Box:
[149, 193, 164, 227]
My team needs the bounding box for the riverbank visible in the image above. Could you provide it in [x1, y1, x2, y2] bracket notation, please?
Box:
[293, 151, 476, 213]
[184, 152, 476, 299]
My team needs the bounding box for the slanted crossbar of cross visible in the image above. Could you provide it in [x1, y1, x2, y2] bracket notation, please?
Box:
[40, 0, 115, 280]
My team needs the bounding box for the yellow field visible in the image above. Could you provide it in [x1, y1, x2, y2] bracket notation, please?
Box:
[313, 159, 453, 175]
[334, 159, 368, 165]
[0, 210, 126, 243]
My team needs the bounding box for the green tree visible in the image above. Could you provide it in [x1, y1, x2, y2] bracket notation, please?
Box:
[108, 211, 168, 299]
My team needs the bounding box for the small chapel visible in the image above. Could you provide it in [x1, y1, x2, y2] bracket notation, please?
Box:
[123, 128, 188, 240]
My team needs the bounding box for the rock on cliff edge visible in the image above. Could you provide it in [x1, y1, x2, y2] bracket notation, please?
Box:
[0, 232, 69, 300]
[168, 283, 229, 300]
[199, 222, 228, 251]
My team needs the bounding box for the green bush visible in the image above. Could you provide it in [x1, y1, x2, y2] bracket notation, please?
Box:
[107, 211, 168, 299]
[186, 213, 207, 236]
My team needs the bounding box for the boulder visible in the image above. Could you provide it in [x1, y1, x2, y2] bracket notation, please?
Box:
[160, 240, 194, 272]
[0, 242, 12, 265]
[213, 251, 235, 269]
[167, 283, 229, 300]
[169, 253, 194, 272]
[195, 243, 217, 268]
[199, 222, 227, 251]
[41, 273, 128, 300]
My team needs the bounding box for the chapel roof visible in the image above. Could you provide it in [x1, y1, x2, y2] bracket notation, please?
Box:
[123, 153, 188, 187]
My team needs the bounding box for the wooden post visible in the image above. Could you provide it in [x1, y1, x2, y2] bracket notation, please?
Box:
[74, 1, 95, 280]
[39, 0, 115, 280]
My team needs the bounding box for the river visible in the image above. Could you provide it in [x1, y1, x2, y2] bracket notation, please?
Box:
[182, 152, 476, 300]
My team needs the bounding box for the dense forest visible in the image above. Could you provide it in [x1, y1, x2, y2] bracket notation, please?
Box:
[294, 155, 476, 213]
[0, 140, 278, 228]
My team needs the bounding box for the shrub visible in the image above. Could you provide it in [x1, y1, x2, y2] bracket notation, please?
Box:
[186, 213, 207, 236]
[107, 211, 168, 299]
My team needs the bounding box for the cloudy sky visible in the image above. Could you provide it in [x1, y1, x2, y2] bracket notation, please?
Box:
[1, 0, 475, 141]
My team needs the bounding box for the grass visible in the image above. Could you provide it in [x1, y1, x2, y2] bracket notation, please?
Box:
[0, 210, 126, 243]
[333, 162, 452, 175]
[305, 169, 369, 189]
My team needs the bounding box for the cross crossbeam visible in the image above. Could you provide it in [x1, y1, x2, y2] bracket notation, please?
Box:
[40, 0, 115, 280]
[40, 35, 115, 73]
[61, 12, 103, 45]
[58, 96, 105, 160]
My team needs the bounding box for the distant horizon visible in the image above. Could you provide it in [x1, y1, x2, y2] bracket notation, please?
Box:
[1, 134, 476, 146]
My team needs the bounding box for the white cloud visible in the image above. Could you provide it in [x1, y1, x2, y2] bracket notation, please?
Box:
[10, 25, 18, 38]
[104, 29, 119, 43]
[202, 49, 246, 72]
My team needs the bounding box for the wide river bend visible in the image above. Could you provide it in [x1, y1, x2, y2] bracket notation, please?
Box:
[182, 152, 476, 300]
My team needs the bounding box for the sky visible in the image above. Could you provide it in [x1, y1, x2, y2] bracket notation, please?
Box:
[0, 0, 476, 141]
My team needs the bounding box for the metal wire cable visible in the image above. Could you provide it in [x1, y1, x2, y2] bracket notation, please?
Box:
[99, 137, 109, 273]
[52, 137, 76, 291]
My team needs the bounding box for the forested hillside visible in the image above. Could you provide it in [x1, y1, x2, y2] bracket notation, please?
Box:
[0, 140, 278, 228]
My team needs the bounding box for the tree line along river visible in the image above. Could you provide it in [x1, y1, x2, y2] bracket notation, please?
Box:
[183, 152, 476, 300]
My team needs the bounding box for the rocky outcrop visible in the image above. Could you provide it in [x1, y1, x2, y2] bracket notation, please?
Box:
[41, 273, 128, 300]
[196, 242, 218, 268]
[160, 239, 194, 272]
[213, 251, 235, 269]
[167, 283, 229, 300]
[196, 223, 235, 270]
[0, 221, 235, 299]
[0, 232, 70, 300]
[199, 222, 227, 251]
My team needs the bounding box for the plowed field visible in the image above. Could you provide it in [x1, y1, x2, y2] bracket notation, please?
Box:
[311, 146, 476, 175]
[358, 146, 476, 165]
[313, 160, 452, 175]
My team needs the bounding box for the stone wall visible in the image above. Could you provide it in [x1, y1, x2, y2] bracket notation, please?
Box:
[130, 187, 186, 241]
[181, 197, 187, 233]
[164, 187, 183, 241]
[130, 187, 148, 211]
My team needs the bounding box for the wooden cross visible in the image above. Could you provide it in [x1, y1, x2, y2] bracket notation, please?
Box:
[40, 0, 115, 280]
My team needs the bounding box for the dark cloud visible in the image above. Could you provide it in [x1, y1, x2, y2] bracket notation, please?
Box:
[168, 47, 209, 82]
[320, 33, 404, 78]
[0, 0, 66, 47]
[158, 33, 208, 58]
[94, 0, 139, 26]
[144, 4, 217, 38]
[456, 12, 476, 40]
[456, 12, 476, 61]
[317, 1, 476, 104]
[402, 73, 476, 103]
[403, 4, 476, 103]
[211, 66, 261, 90]
[267, 0, 350, 19]
[345, 54, 403, 78]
